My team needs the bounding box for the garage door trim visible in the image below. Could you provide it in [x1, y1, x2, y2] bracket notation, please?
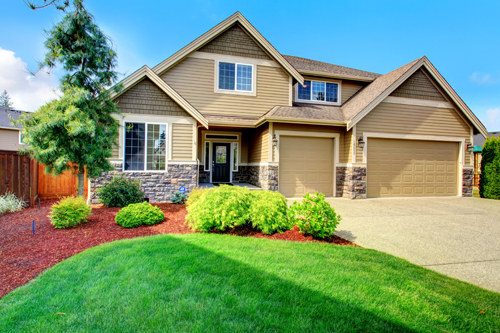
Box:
[275, 130, 339, 197]
[362, 132, 467, 197]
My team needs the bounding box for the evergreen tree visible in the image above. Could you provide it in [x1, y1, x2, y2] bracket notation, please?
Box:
[17, 0, 121, 197]
[26, 0, 70, 11]
[479, 136, 500, 198]
[0, 90, 14, 108]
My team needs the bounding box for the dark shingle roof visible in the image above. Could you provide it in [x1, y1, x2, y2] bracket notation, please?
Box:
[473, 132, 500, 149]
[264, 103, 344, 123]
[0, 106, 24, 130]
[283, 55, 381, 80]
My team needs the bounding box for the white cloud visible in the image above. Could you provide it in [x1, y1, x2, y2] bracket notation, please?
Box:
[470, 72, 494, 85]
[0, 47, 60, 111]
[486, 108, 500, 131]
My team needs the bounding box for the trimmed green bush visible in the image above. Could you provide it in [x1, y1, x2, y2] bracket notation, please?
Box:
[186, 185, 252, 232]
[480, 136, 500, 199]
[170, 191, 188, 204]
[185, 187, 210, 208]
[97, 176, 145, 207]
[49, 196, 92, 229]
[115, 202, 165, 228]
[249, 191, 291, 234]
[289, 192, 341, 239]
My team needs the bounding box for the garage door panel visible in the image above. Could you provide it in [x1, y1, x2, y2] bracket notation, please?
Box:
[280, 136, 333, 197]
[367, 138, 458, 197]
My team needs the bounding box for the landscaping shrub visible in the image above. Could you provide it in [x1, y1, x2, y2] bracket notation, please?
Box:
[49, 196, 92, 229]
[97, 176, 145, 207]
[0, 192, 26, 215]
[185, 187, 210, 208]
[479, 136, 500, 199]
[249, 191, 291, 234]
[186, 185, 252, 232]
[170, 191, 188, 204]
[289, 192, 341, 239]
[115, 202, 165, 228]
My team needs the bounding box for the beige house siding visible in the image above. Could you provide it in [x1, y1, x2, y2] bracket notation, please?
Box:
[343, 129, 353, 163]
[0, 129, 22, 151]
[172, 123, 194, 160]
[249, 123, 269, 163]
[162, 57, 290, 118]
[198, 23, 271, 60]
[273, 123, 345, 163]
[355, 102, 472, 164]
[390, 69, 446, 101]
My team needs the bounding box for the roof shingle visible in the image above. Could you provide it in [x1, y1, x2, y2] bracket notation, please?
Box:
[0, 106, 24, 130]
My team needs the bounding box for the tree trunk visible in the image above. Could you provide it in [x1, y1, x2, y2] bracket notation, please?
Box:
[77, 165, 85, 197]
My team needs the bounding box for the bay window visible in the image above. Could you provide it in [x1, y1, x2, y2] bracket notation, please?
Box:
[124, 122, 167, 171]
[297, 80, 339, 103]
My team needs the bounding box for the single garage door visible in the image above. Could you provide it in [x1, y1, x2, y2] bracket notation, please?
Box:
[367, 138, 458, 197]
[280, 136, 333, 197]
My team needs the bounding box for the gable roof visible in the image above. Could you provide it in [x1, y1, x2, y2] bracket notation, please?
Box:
[110, 66, 209, 128]
[151, 12, 304, 84]
[284, 55, 381, 81]
[342, 56, 488, 138]
[0, 106, 24, 130]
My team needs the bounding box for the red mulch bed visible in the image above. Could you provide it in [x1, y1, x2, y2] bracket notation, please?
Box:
[0, 200, 356, 299]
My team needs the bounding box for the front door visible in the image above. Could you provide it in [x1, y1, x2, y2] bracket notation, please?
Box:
[212, 143, 231, 183]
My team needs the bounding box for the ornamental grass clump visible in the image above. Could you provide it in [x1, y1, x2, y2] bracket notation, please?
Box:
[186, 185, 252, 232]
[289, 192, 341, 239]
[249, 191, 291, 234]
[49, 196, 92, 229]
[0, 192, 27, 215]
[97, 176, 145, 207]
[115, 202, 164, 228]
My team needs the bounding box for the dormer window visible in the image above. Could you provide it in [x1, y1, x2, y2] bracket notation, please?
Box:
[218, 61, 254, 92]
[297, 80, 340, 104]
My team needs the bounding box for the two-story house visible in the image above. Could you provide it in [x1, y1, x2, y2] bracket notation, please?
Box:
[89, 12, 487, 203]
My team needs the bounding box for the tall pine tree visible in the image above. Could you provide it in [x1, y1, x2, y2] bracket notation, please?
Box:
[479, 136, 500, 198]
[17, 0, 121, 197]
[0, 90, 13, 108]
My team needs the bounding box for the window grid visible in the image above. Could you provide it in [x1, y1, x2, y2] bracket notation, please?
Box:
[218, 61, 253, 92]
[124, 122, 145, 171]
[146, 124, 167, 171]
[298, 80, 311, 100]
[326, 83, 338, 102]
[218, 62, 235, 90]
[297, 80, 339, 104]
[312, 82, 325, 101]
[236, 64, 252, 91]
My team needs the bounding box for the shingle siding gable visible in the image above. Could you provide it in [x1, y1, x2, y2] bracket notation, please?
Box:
[390, 68, 446, 101]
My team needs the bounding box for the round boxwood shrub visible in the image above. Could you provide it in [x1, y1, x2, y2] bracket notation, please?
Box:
[186, 185, 252, 232]
[289, 192, 342, 239]
[98, 176, 145, 207]
[249, 191, 291, 234]
[49, 196, 92, 229]
[115, 202, 165, 228]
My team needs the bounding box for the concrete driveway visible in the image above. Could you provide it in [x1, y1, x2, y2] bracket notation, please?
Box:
[301, 197, 499, 293]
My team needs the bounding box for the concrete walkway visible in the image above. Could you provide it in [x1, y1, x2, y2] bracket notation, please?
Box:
[291, 197, 500, 293]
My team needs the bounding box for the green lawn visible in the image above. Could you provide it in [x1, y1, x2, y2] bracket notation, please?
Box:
[1, 234, 499, 332]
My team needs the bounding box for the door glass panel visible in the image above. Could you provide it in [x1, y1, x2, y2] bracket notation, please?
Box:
[216, 146, 227, 163]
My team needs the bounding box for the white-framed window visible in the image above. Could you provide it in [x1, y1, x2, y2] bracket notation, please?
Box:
[217, 61, 254, 93]
[19, 131, 26, 145]
[123, 122, 168, 172]
[232, 142, 238, 171]
[202, 132, 241, 172]
[204, 141, 211, 172]
[297, 80, 340, 104]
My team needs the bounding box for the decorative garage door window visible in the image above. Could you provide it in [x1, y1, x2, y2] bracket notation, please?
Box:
[216, 146, 227, 163]
[124, 122, 167, 171]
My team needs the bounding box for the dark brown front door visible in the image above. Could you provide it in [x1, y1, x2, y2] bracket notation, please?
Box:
[212, 143, 230, 183]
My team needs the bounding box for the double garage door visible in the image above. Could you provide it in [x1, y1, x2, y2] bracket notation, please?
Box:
[279, 136, 459, 198]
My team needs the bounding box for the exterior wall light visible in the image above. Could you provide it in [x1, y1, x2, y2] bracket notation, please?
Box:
[358, 137, 365, 149]
[467, 143, 474, 153]
[272, 134, 278, 147]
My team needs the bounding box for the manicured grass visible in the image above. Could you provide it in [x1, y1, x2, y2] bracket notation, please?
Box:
[1, 234, 498, 332]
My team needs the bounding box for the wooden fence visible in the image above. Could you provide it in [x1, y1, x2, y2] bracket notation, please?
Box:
[38, 164, 88, 199]
[0, 150, 38, 207]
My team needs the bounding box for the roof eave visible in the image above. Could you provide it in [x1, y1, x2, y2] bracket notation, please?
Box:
[297, 69, 376, 82]
[256, 116, 346, 127]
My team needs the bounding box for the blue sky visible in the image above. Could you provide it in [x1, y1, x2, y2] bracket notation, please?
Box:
[1, 0, 499, 130]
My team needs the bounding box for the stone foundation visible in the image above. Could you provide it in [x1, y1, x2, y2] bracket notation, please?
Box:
[232, 166, 250, 183]
[198, 165, 210, 183]
[336, 166, 367, 199]
[462, 168, 473, 197]
[89, 163, 197, 204]
[248, 165, 278, 191]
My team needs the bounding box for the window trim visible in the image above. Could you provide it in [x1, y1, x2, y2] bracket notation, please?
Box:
[122, 121, 169, 173]
[215, 60, 256, 96]
[203, 141, 211, 172]
[295, 79, 341, 105]
[202, 131, 241, 173]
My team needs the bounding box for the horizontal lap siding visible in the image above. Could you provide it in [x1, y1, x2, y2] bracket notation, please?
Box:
[249, 124, 269, 163]
[172, 124, 194, 160]
[342, 80, 367, 102]
[162, 58, 290, 118]
[344, 129, 352, 163]
[0, 129, 21, 152]
[356, 102, 472, 164]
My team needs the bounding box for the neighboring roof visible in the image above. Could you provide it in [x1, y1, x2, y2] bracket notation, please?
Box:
[256, 103, 344, 126]
[0, 106, 24, 130]
[474, 131, 500, 148]
[152, 12, 304, 85]
[109, 66, 209, 128]
[283, 55, 381, 81]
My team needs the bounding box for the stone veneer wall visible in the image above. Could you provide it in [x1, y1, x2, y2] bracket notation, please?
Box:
[336, 166, 367, 199]
[89, 163, 197, 204]
[462, 168, 473, 197]
[248, 165, 278, 191]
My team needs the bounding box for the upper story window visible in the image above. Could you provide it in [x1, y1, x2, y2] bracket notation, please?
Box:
[218, 61, 254, 92]
[297, 80, 339, 104]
